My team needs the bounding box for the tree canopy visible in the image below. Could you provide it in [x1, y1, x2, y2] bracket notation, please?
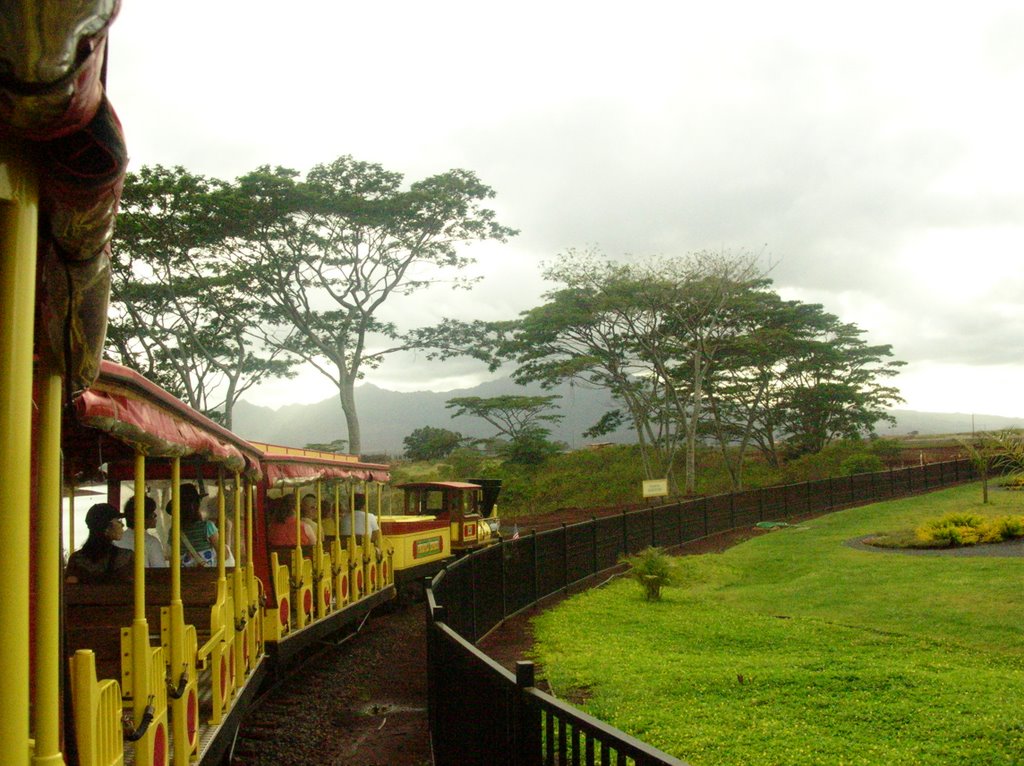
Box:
[225, 156, 518, 454]
[108, 165, 295, 427]
[403, 426, 465, 461]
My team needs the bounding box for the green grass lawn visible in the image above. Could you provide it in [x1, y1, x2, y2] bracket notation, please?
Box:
[530, 484, 1024, 765]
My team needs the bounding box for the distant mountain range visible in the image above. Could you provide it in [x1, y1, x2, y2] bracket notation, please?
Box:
[232, 378, 1024, 457]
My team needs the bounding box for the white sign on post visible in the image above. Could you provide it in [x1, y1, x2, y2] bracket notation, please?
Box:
[642, 479, 669, 498]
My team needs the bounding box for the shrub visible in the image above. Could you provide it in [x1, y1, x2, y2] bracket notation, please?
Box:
[980, 515, 1024, 543]
[620, 547, 674, 601]
[915, 512, 1008, 547]
[840, 453, 885, 476]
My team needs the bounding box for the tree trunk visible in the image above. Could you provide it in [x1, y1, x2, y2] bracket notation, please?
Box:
[684, 349, 702, 495]
[339, 379, 361, 455]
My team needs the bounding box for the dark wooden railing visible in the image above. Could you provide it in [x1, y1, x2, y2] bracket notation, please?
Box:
[426, 458, 974, 765]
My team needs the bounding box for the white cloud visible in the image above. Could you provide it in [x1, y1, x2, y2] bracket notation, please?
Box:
[105, 0, 1024, 416]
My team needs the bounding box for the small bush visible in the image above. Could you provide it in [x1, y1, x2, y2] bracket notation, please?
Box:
[840, 453, 885, 476]
[980, 515, 1024, 543]
[915, 512, 1024, 547]
[620, 547, 674, 601]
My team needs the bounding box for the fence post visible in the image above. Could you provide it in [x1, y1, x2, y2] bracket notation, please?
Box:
[650, 506, 656, 547]
[703, 498, 709, 537]
[940, 461, 945, 486]
[591, 516, 598, 575]
[677, 501, 683, 545]
[500, 537, 508, 619]
[890, 467, 895, 497]
[728, 493, 735, 528]
[470, 550, 478, 641]
[622, 509, 628, 555]
[426, 599, 446, 758]
[562, 523, 569, 593]
[531, 530, 539, 604]
[758, 490, 764, 522]
[514, 661, 542, 766]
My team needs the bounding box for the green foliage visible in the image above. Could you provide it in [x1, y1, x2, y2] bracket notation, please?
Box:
[445, 394, 563, 441]
[916, 511, 1024, 547]
[402, 426, 464, 461]
[620, 547, 674, 600]
[440, 447, 487, 479]
[304, 438, 348, 453]
[839, 452, 885, 476]
[532, 484, 1024, 765]
[499, 429, 562, 466]
[109, 165, 297, 428]
[225, 156, 516, 453]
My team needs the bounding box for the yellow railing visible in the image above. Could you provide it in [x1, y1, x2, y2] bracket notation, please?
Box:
[69, 651, 124, 766]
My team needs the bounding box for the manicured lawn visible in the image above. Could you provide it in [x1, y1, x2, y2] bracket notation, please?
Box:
[530, 484, 1024, 765]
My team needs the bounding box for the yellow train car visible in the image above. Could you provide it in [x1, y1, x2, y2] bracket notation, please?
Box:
[396, 480, 501, 554]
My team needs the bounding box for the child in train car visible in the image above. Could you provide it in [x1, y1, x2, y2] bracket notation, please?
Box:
[267, 494, 316, 546]
[174, 484, 219, 567]
[115, 495, 167, 567]
[65, 503, 134, 583]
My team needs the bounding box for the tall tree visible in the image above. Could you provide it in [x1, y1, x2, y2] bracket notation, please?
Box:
[109, 165, 295, 427]
[403, 426, 465, 461]
[228, 156, 517, 454]
[445, 394, 563, 442]
[501, 250, 682, 486]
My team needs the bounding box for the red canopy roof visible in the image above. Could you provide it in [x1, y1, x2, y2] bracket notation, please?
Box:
[74, 361, 263, 476]
[253, 442, 390, 486]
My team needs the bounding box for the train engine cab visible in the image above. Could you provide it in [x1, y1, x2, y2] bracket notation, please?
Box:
[396, 481, 501, 554]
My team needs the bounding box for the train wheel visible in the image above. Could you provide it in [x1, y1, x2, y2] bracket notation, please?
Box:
[303, 589, 313, 617]
[341, 575, 348, 601]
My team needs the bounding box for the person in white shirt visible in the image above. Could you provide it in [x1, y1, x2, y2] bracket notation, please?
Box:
[116, 495, 168, 567]
[339, 493, 381, 549]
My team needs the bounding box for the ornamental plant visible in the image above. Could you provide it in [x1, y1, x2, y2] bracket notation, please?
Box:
[620, 547, 674, 601]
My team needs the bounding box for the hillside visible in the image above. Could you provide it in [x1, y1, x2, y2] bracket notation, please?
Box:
[232, 379, 1024, 455]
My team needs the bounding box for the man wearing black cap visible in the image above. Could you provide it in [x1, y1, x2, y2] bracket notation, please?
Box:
[65, 502, 134, 584]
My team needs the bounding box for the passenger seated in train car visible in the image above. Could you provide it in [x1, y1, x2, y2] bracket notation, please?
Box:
[174, 484, 220, 567]
[115, 495, 167, 567]
[300, 492, 320, 539]
[267, 494, 316, 546]
[65, 503, 133, 584]
[201, 493, 236, 567]
[338, 493, 381, 550]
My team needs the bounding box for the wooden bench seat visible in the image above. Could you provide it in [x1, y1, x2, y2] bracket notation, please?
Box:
[64, 570, 226, 681]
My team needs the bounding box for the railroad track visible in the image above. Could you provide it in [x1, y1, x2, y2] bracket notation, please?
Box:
[231, 605, 431, 766]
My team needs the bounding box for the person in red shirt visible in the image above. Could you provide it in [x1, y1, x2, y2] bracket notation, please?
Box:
[267, 495, 315, 546]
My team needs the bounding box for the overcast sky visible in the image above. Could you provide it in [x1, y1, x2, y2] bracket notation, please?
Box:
[106, 1, 1024, 418]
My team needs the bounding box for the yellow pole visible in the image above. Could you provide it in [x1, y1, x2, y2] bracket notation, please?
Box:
[134, 453, 146, 619]
[233, 474, 242, 569]
[315, 481, 323, 543]
[333, 484, 340, 543]
[130, 452, 152, 740]
[0, 144, 37, 766]
[171, 459, 181, 601]
[217, 476, 226, 580]
[33, 365, 63, 765]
